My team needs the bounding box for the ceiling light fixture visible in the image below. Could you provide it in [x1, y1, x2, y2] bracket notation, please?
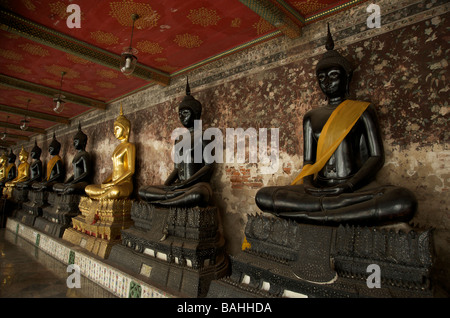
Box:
[1, 116, 9, 140]
[20, 99, 31, 131]
[53, 71, 66, 114]
[120, 13, 139, 76]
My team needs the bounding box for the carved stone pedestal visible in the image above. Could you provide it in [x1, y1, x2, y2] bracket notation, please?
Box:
[108, 201, 229, 297]
[62, 196, 133, 258]
[33, 193, 82, 238]
[207, 215, 434, 298]
[14, 190, 48, 227]
[4, 187, 29, 219]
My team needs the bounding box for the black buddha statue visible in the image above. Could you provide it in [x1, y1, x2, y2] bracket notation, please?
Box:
[0, 149, 17, 187]
[53, 123, 91, 195]
[16, 140, 43, 189]
[255, 24, 417, 226]
[138, 79, 214, 207]
[32, 132, 65, 191]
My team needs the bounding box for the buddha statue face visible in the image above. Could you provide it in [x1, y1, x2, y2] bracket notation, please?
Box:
[19, 149, 28, 163]
[114, 123, 127, 141]
[317, 66, 349, 100]
[179, 107, 195, 128]
[31, 142, 41, 160]
[73, 124, 88, 150]
[49, 134, 61, 156]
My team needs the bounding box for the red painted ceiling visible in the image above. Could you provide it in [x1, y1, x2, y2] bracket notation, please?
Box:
[0, 0, 364, 147]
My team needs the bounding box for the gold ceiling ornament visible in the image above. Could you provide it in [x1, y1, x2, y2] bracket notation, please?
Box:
[21, 0, 36, 11]
[292, 0, 328, 15]
[187, 7, 221, 27]
[252, 17, 275, 35]
[74, 84, 94, 92]
[45, 65, 79, 79]
[136, 40, 164, 55]
[49, 1, 85, 20]
[66, 53, 92, 64]
[231, 18, 242, 28]
[109, 0, 160, 29]
[49, 1, 68, 19]
[154, 57, 168, 63]
[0, 49, 23, 61]
[96, 69, 119, 79]
[90, 31, 119, 46]
[174, 33, 203, 49]
[6, 64, 31, 75]
[96, 81, 116, 89]
[18, 43, 50, 57]
[40, 78, 60, 87]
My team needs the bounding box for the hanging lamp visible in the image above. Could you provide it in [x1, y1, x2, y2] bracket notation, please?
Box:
[120, 13, 139, 75]
[53, 71, 66, 113]
[20, 99, 31, 130]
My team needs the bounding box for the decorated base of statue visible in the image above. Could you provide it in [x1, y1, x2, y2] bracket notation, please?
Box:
[14, 190, 48, 227]
[33, 193, 82, 238]
[108, 201, 229, 297]
[62, 196, 133, 258]
[3, 187, 29, 223]
[207, 214, 434, 298]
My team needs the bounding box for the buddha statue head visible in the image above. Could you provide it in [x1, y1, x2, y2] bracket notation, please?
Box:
[31, 140, 42, 160]
[19, 146, 29, 163]
[0, 152, 7, 166]
[114, 104, 131, 142]
[178, 77, 202, 128]
[73, 122, 88, 150]
[8, 149, 16, 164]
[316, 23, 353, 102]
[49, 132, 61, 156]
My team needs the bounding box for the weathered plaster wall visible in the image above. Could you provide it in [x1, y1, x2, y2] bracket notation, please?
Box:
[15, 0, 449, 261]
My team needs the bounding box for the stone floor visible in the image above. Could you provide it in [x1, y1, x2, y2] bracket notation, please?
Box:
[0, 228, 116, 298]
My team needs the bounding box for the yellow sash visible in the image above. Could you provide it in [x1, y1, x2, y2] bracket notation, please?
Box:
[46, 155, 62, 181]
[291, 100, 371, 185]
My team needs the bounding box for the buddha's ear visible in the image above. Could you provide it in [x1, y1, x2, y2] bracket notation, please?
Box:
[346, 71, 353, 97]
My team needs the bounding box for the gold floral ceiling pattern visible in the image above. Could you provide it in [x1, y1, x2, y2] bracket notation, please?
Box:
[0, 0, 366, 146]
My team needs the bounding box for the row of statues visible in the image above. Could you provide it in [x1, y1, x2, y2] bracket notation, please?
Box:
[3, 25, 417, 227]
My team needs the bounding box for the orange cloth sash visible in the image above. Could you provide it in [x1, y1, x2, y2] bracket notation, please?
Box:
[46, 155, 62, 181]
[291, 100, 371, 185]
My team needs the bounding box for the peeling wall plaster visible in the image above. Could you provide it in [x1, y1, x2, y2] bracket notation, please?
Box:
[16, 0, 449, 255]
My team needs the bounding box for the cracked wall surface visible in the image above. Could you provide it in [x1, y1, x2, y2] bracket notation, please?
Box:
[16, 0, 449, 258]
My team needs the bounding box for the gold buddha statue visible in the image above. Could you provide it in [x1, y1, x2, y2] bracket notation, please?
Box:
[5, 146, 30, 186]
[63, 104, 135, 258]
[0, 150, 17, 188]
[0, 152, 7, 181]
[84, 104, 135, 200]
[4, 147, 30, 198]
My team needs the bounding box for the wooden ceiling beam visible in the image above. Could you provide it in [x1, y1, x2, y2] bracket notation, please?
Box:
[0, 121, 46, 134]
[0, 74, 106, 111]
[0, 141, 16, 147]
[1, 133, 29, 141]
[0, 104, 70, 125]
